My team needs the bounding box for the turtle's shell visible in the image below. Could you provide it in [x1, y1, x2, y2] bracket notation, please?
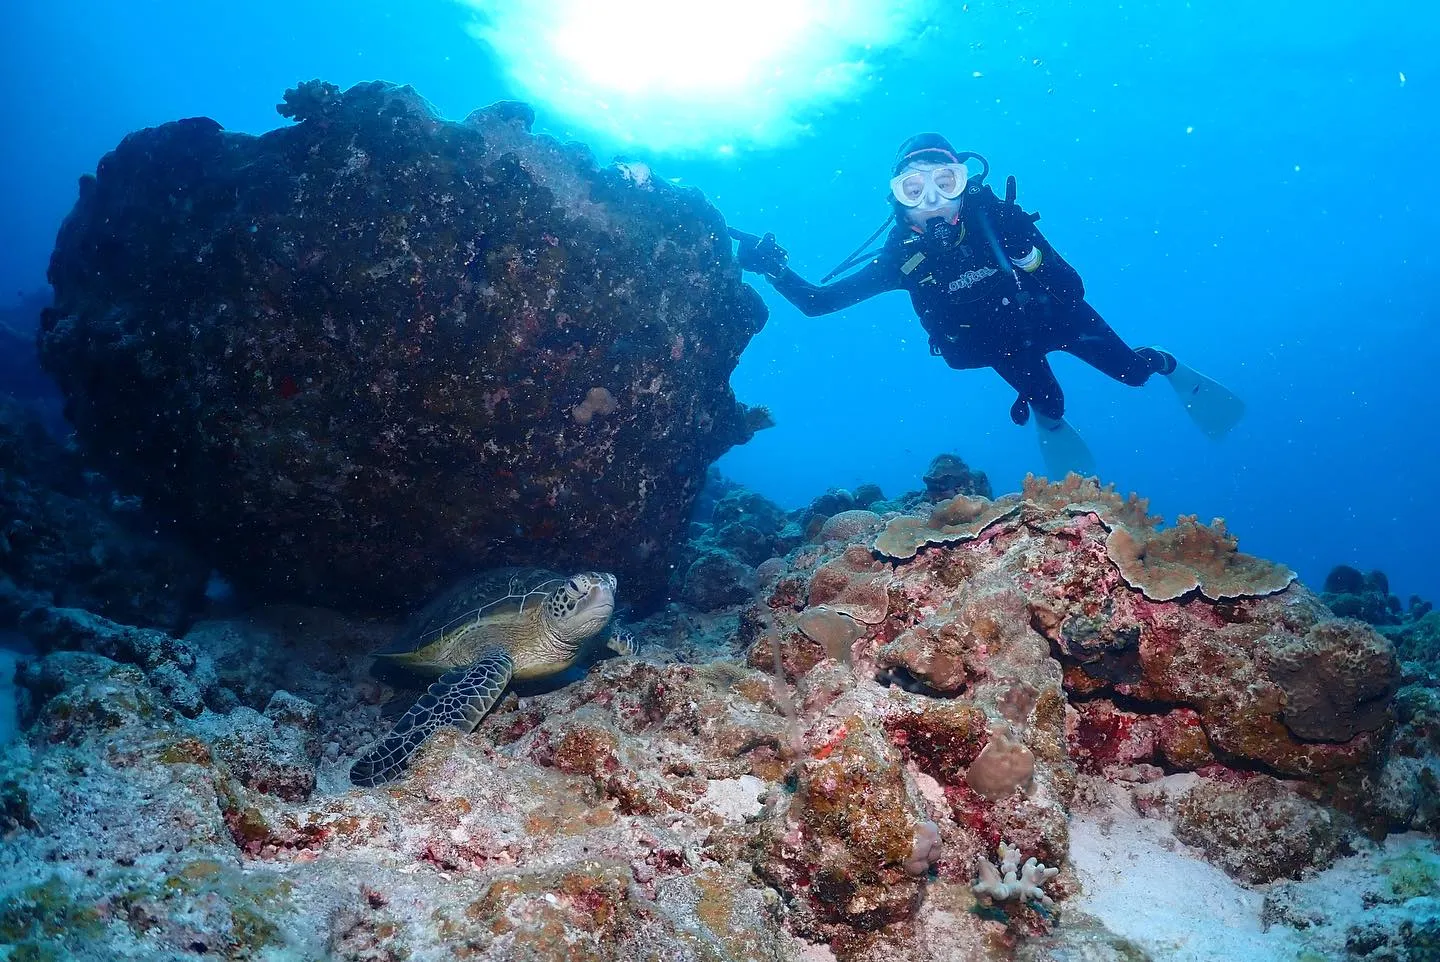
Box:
[374, 566, 565, 671]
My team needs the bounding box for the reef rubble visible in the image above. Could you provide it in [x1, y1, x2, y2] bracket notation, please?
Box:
[1, 465, 1429, 961]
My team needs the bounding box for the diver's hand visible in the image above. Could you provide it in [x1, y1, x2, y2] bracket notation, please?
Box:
[1010, 395, 1031, 426]
[730, 229, 789, 279]
[995, 198, 1038, 236]
[990, 201, 1041, 261]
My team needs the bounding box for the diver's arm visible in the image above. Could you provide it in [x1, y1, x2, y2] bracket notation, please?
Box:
[997, 206, 1085, 304]
[769, 257, 898, 317]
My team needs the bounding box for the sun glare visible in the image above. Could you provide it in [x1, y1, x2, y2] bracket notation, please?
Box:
[460, 0, 934, 153]
[547, 2, 810, 97]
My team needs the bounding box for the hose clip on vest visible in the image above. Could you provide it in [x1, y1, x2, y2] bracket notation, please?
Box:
[974, 208, 1025, 292]
[1013, 246, 1043, 272]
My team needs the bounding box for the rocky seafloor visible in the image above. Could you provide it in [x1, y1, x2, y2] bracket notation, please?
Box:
[1, 453, 1437, 962]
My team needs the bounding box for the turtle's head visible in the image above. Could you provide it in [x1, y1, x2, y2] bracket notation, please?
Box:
[545, 571, 618, 645]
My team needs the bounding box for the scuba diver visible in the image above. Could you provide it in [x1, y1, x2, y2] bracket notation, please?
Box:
[730, 133, 1244, 477]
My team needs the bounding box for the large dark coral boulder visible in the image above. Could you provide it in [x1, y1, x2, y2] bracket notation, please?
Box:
[39, 80, 768, 614]
[1321, 564, 1403, 625]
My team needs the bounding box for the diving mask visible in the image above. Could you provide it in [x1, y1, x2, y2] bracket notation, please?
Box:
[890, 163, 969, 208]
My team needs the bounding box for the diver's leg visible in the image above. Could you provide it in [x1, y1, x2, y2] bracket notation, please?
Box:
[994, 350, 1096, 477]
[1055, 302, 1171, 385]
[991, 351, 1065, 425]
[1053, 302, 1244, 438]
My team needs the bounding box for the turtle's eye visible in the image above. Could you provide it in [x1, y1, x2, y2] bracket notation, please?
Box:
[566, 578, 581, 596]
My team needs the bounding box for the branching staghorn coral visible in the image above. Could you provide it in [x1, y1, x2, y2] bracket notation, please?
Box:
[973, 841, 1059, 908]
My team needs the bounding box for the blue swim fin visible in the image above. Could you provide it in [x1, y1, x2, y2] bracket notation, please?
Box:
[1159, 355, 1246, 439]
[1034, 413, 1097, 479]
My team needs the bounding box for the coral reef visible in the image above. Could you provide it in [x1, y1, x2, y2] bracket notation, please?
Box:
[921, 452, 993, 502]
[1344, 898, 1440, 961]
[1171, 775, 1355, 884]
[1323, 565, 1409, 625]
[1391, 611, 1440, 670]
[40, 80, 769, 615]
[973, 842, 1059, 907]
[1258, 839, 1440, 960]
[1311, 564, 1440, 837]
[0, 462, 1419, 960]
[1376, 682, 1440, 834]
[1320, 563, 1438, 676]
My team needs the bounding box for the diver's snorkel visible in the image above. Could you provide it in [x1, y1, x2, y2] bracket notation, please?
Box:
[820, 151, 993, 284]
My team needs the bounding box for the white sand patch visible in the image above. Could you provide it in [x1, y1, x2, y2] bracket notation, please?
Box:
[1070, 801, 1437, 961]
[699, 774, 766, 822]
[1069, 806, 1302, 961]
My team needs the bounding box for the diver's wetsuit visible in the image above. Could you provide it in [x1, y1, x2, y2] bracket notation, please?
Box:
[769, 187, 1165, 422]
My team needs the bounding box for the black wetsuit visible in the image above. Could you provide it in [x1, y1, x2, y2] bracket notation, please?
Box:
[769, 186, 1165, 422]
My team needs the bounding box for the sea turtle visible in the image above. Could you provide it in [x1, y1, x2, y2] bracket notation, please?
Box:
[350, 566, 620, 787]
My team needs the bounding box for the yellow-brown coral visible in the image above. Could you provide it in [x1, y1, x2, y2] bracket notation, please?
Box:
[1106, 515, 1295, 602]
[1021, 472, 1160, 530]
[570, 386, 617, 424]
[964, 725, 1036, 801]
[798, 606, 864, 664]
[871, 494, 1023, 561]
[806, 546, 891, 624]
[1022, 474, 1293, 603]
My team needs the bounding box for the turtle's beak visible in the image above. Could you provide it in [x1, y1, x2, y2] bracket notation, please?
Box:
[578, 573, 617, 619]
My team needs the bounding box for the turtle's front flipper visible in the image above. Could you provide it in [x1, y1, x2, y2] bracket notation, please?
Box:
[606, 626, 639, 658]
[350, 647, 514, 787]
[379, 690, 422, 720]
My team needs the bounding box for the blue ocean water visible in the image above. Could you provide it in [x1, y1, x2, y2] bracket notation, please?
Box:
[2, 0, 1436, 601]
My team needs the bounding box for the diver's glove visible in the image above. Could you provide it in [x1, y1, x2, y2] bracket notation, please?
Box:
[993, 198, 1038, 244]
[1010, 395, 1031, 426]
[729, 228, 790, 280]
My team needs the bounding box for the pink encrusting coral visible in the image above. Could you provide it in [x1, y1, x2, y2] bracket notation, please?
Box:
[0, 471, 1415, 960]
